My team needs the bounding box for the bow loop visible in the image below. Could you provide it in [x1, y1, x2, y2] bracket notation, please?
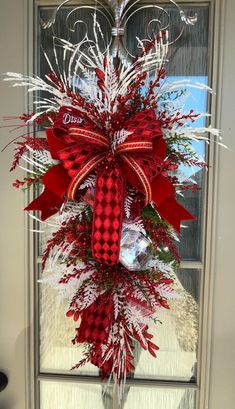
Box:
[125, 109, 163, 142]
[68, 128, 109, 148]
[26, 106, 195, 266]
[67, 153, 106, 200]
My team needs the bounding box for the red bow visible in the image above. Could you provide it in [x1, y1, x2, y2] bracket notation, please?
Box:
[26, 106, 194, 264]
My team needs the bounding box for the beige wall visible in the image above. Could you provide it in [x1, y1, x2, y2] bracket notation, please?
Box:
[0, 1, 28, 408]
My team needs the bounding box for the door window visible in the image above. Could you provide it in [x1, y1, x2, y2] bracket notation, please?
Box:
[35, 2, 210, 408]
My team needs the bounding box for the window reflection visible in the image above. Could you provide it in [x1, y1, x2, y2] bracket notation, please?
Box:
[40, 268, 199, 381]
[40, 381, 196, 409]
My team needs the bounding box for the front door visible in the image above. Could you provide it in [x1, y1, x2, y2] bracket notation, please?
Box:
[0, 1, 234, 409]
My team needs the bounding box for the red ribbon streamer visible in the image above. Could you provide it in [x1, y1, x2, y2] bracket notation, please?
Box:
[92, 164, 126, 264]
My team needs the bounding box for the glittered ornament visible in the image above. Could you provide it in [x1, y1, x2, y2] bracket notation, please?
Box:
[119, 226, 153, 271]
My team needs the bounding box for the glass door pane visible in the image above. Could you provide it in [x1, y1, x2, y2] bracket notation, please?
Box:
[40, 267, 199, 381]
[36, 2, 210, 408]
[40, 380, 197, 409]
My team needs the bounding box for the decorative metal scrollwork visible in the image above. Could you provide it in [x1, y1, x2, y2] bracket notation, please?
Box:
[40, 0, 197, 59]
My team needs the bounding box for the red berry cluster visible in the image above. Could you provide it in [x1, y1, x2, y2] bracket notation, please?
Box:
[42, 213, 92, 271]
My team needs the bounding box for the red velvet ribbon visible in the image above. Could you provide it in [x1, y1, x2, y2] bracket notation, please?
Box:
[25, 106, 195, 264]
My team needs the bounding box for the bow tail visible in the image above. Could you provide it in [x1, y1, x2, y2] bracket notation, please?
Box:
[121, 155, 152, 204]
[67, 153, 105, 200]
[25, 189, 64, 221]
[92, 164, 126, 265]
[150, 174, 195, 231]
[25, 163, 71, 221]
[157, 197, 196, 232]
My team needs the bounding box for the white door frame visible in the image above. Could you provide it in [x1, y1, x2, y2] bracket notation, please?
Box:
[0, 1, 33, 408]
